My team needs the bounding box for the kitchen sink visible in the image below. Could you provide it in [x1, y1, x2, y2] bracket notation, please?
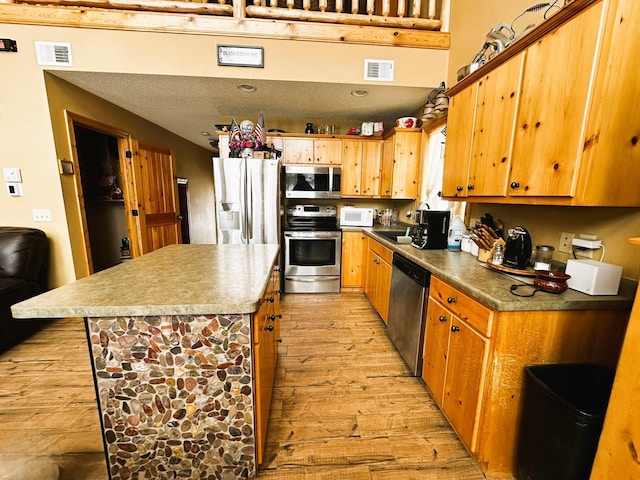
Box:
[375, 231, 410, 243]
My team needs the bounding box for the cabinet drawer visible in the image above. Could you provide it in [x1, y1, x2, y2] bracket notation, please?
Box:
[430, 277, 494, 337]
[368, 237, 393, 264]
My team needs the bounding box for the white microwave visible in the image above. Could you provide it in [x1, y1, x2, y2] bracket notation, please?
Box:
[340, 207, 374, 227]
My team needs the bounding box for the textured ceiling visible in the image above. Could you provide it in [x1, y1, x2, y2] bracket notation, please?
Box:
[50, 71, 433, 151]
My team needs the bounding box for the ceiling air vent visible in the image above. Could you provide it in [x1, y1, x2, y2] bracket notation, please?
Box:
[35, 41, 73, 67]
[364, 59, 394, 82]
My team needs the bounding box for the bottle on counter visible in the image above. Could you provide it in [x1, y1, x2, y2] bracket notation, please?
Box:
[492, 244, 504, 265]
[447, 216, 466, 251]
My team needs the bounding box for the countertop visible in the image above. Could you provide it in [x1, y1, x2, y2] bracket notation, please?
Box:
[360, 227, 637, 312]
[11, 244, 280, 319]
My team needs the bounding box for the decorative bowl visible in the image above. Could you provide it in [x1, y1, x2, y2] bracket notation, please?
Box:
[395, 117, 422, 129]
[534, 270, 571, 293]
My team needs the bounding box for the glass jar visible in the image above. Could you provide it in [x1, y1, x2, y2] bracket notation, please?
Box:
[492, 244, 504, 265]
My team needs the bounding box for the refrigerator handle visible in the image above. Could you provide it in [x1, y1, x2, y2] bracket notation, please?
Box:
[240, 159, 248, 243]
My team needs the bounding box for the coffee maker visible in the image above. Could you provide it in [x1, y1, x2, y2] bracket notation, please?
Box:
[503, 226, 532, 269]
[410, 209, 450, 249]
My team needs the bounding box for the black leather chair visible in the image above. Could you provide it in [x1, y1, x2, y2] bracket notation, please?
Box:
[0, 227, 50, 352]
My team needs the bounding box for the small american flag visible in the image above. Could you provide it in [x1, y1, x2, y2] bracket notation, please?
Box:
[229, 118, 241, 150]
[255, 113, 266, 148]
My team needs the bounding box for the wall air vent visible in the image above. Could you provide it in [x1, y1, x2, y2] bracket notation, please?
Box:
[364, 59, 394, 82]
[35, 41, 73, 67]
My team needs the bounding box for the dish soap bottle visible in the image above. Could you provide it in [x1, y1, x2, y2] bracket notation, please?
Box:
[447, 216, 466, 251]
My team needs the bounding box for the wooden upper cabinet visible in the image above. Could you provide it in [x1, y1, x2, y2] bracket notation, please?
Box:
[442, 0, 640, 206]
[509, 2, 602, 198]
[341, 139, 382, 197]
[283, 137, 342, 165]
[283, 138, 314, 164]
[315, 139, 342, 165]
[442, 84, 476, 198]
[468, 52, 524, 197]
[381, 129, 421, 199]
[380, 137, 394, 197]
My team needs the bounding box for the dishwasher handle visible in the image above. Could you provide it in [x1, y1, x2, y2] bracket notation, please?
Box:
[392, 252, 430, 288]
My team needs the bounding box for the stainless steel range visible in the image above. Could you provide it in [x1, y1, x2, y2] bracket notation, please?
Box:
[283, 205, 341, 293]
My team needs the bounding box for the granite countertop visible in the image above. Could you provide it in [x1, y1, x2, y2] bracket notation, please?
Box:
[362, 228, 637, 312]
[11, 244, 280, 319]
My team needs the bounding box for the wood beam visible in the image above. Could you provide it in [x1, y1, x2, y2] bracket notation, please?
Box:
[0, 3, 450, 49]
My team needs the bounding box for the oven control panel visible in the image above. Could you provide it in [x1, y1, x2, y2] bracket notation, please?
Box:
[287, 205, 337, 217]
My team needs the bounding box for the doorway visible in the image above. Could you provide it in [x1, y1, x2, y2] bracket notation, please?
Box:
[73, 125, 128, 272]
[177, 178, 191, 244]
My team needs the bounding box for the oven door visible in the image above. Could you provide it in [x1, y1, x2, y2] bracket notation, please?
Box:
[284, 230, 341, 293]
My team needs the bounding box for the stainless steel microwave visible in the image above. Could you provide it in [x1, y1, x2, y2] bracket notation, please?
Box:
[284, 165, 341, 199]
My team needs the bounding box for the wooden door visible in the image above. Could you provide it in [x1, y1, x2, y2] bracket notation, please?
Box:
[123, 139, 181, 256]
[468, 52, 524, 197]
[284, 138, 314, 164]
[376, 257, 392, 324]
[314, 139, 342, 165]
[509, 2, 602, 198]
[380, 138, 394, 197]
[341, 231, 366, 288]
[391, 131, 421, 199]
[443, 317, 489, 450]
[442, 83, 477, 198]
[361, 140, 382, 196]
[341, 140, 363, 196]
[421, 299, 450, 403]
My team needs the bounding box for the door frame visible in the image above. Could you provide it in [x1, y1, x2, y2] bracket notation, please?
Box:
[65, 111, 139, 274]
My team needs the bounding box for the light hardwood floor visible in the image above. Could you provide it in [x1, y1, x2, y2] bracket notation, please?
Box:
[0, 292, 500, 479]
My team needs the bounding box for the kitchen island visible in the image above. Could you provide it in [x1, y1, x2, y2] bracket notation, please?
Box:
[11, 244, 281, 480]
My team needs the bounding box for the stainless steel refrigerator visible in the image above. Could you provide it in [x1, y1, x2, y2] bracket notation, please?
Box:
[212, 157, 281, 244]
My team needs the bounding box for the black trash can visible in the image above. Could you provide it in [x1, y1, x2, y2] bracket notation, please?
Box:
[516, 363, 615, 480]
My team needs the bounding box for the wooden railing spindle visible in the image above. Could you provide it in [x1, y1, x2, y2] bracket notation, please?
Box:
[427, 0, 435, 18]
[411, 0, 420, 18]
[351, 0, 359, 14]
[397, 0, 405, 17]
[286, 0, 294, 9]
[319, 0, 326, 11]
[366, 0, 373, 15]
[335, 0, 343, 13]
[380, 0, 390, 17]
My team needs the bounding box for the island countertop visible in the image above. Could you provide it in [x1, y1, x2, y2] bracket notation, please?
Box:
[11, 244, 280, 319]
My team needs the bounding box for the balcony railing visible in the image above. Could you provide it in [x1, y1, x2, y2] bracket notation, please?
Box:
[4, 0, 450, 47]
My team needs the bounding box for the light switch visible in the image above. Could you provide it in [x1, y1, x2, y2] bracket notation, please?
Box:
[7, 183, 23, 196]
[3, 167, 22, 182]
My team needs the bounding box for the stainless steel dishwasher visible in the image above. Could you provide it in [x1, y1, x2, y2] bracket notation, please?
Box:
[387, 252, 431, 376]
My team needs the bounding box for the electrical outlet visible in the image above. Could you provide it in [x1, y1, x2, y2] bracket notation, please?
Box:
[558, 232, 574, 254]
[32, 209, 52, 222]
[574, 247, 597, 259]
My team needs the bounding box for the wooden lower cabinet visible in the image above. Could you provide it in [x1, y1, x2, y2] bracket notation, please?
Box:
[364, 237, 392, 324]
[341, 231, 367, 289]
[253, 266, 281, 465]
[423, 276, 629, 475]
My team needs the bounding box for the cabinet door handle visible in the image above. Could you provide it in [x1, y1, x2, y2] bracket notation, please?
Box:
[451, 325, 460, 332]
[439, 315, 447, 322]
[268, 296, 275, 303]
[267, 325, 274, 332]
[456, 185, 464, 192]
[467, 185, 474, 190]
[278, 338, 283, 343]
[447, 297, 456, 304]
[510, 181, 520, 189]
